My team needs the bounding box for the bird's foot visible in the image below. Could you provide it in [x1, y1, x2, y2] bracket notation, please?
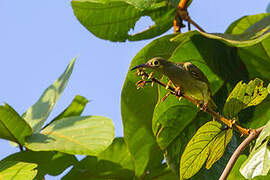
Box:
[174, 87, 182, 96]
[228, 119, 236, 128]
[200, 103, 208, 112]
[165, 80, 172, 90]
[136, 80, 152, 89]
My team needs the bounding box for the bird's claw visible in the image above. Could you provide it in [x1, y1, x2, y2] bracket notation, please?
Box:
[200, 103, 208, 112]
[174, 87, 182, 96]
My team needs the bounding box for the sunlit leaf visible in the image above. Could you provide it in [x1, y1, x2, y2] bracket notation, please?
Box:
[48, 95, 88, 125]
[240, 141, 270, 179]
[180, 121, 232, 180]
[23, 58, 76, 132]
[223, 78, 268, 119]
[225, 13, 269, 35]
[25, 116, 114, 156]
[0, 160, 37, 180]
[71, 0, 174, 42]
[268, 83, 270, 94]
[0, 103, 32, 145]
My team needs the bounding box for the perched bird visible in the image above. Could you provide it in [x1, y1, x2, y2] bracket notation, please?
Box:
[131, 57, 216, 111]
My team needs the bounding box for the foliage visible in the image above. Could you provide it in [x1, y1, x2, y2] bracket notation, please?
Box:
[0, 59, 114, 179]
[2, 1, 270, 180]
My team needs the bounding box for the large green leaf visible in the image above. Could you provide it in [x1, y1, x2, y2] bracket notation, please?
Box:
[71, 0, 175, 42]
[121, 34, 179, 176]
[0, 160, 37, 180]
[1, 151, 77, 179]
[62, 138, 135, 180]
[223, 79, 268, 119]
[171, 14, 270, 83]
[180, 121, 233, 180]
[23, 58, 76, 132]
[0, 103, 32, 145]
[45, 94, 88, 127]
[225, 13, 270, 34]
[25, 116, 114, 156]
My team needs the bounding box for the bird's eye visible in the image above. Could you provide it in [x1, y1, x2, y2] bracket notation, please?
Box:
[153, 60, 160, 66]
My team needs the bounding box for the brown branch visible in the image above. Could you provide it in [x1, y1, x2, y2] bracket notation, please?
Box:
[178, 0, 190, 10]
[175, 0, 206, 32]
[136, 69, 250, 136]
[219, 126, 265, 180]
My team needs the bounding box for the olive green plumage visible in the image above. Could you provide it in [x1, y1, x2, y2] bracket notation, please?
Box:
[132, 57, 216, 110]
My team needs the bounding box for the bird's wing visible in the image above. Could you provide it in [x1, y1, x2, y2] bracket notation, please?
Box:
[175, 62, 210, 85]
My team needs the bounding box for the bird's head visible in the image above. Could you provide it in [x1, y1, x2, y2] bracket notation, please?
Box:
[131, 57, 172, 72]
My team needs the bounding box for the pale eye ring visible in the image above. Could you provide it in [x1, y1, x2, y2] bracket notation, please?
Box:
[153, 60, 159, 66]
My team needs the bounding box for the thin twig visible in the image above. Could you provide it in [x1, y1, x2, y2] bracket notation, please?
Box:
[219, 126, 265, 180]
[19, 144, 23, 151]
[187, 17, 206, 32]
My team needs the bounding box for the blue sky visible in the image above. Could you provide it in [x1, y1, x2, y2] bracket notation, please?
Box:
[0, 0, 268, 179]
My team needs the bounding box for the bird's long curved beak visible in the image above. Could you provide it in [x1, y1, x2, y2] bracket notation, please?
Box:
[131, 64, 150, 71]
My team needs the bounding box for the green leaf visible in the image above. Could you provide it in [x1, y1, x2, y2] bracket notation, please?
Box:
[240, 141, 270, 179]
[239, 120, 270, 178]
[223, 78, 268, 119]
[229, 155, 270, 180]
[121, 34, 179, 176]
[268, 83, 270, 94]
[1, 151, 77, 179]
[0, 160, 37, 180]
[144, 165, 178, 180]
[180, 121, 233, 180]
[228, 154, 247, 180]
[47, 94, 88, 125]
[71, 0, 174, 42]
[62, 138, 135, 180]
[23, 58, 76, 133]
[0, 103, 32, 145]
[25, 116, 114, 156]
[255, 120, 270, 150]
[225, 13, 270, 35]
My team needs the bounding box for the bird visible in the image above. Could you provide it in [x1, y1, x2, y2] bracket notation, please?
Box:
[131, 57, 216, 111]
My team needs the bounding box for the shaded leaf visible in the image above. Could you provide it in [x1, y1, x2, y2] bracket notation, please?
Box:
[180, 121, 233, 180]
[1, 151, 77, 179]
[47, 94, 88, 125]
[25, 116, 114, 156]
[23, 58, 76, 132]
[144, 165, 178, 180]
[62, 138, 135, 180]
[71, 0, 174, 42]
[0, 103, 32, 145]
[121, 34, 179, 176]
[223, 78, 268, 119]
[0, 160, 37, 180]
[240, 141, 270, 179]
